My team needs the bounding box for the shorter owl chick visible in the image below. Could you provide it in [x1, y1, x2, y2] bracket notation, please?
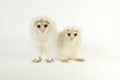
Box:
[57, 26, 85, 62]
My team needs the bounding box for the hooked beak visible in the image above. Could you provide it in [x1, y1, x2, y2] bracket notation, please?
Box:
[70, 36, 74, 41]
[40, 29, 45, 33]
[40, 27, 45, 33]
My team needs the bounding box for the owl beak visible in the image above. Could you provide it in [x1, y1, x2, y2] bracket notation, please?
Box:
[41, 29, 45, 33]
[40, 27, 45, 33]
[70, 36, 74, 40]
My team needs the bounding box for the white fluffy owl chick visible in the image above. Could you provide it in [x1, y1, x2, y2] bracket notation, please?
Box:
[57, 26, 85, 62]
[30, 16, 58, 63]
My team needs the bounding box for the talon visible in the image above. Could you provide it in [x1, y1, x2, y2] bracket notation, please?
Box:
[45, 58, 54, 63]
[74, 58, 85, 62]
[32, 57, 42, 63]
[38, 57, 42, 60]
[60, 59, 69, 63]
[68, 58, 72, 60]
[51, 58, 54, 62]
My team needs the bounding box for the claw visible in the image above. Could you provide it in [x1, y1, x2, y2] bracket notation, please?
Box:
[60, 59, 69, 63]
[45, 58, 54, 63]
[32, 57, 42, 63]
[74, 58, 85, 62]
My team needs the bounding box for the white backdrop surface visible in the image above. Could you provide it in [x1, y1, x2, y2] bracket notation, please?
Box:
[0, 0, 120, 80]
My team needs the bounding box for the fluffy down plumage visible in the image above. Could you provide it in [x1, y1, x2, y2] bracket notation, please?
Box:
[30, 16, 58, 63]
[57, 26, 85, 62]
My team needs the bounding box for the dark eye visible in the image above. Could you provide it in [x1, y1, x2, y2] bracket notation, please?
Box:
[44, 24, 48, 28]
[67, 33, 71, 36]
[37, 25, 41, 28]
[74, 33, 77, 36]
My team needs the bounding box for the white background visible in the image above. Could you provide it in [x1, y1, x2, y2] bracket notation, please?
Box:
[0, 0, 120, 80]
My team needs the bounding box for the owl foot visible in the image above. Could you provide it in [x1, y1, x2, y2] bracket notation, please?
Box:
[32, 57, 42, 63]
[74, 58, 85, 62]
[45, 58, 54, 63]
[60, 58, 69, 63]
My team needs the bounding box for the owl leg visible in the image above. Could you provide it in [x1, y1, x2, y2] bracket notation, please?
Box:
[59, 53, 69, 63]
[45, 51, 54, 63]
[32, 56, 42, 63]
[31, 48, 43, 63]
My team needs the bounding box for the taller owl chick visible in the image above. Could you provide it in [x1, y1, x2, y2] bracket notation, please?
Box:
[30, 16, 58, 63]
[57, 26, 85, 62]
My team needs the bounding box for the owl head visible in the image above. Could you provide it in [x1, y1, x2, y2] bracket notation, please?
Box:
[32, 16, 55, 34]
[63, 26, 80, 42]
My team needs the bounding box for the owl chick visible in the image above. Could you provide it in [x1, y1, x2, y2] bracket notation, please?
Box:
[30, 16, 58, 63]
[57, 26, 85, 62]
